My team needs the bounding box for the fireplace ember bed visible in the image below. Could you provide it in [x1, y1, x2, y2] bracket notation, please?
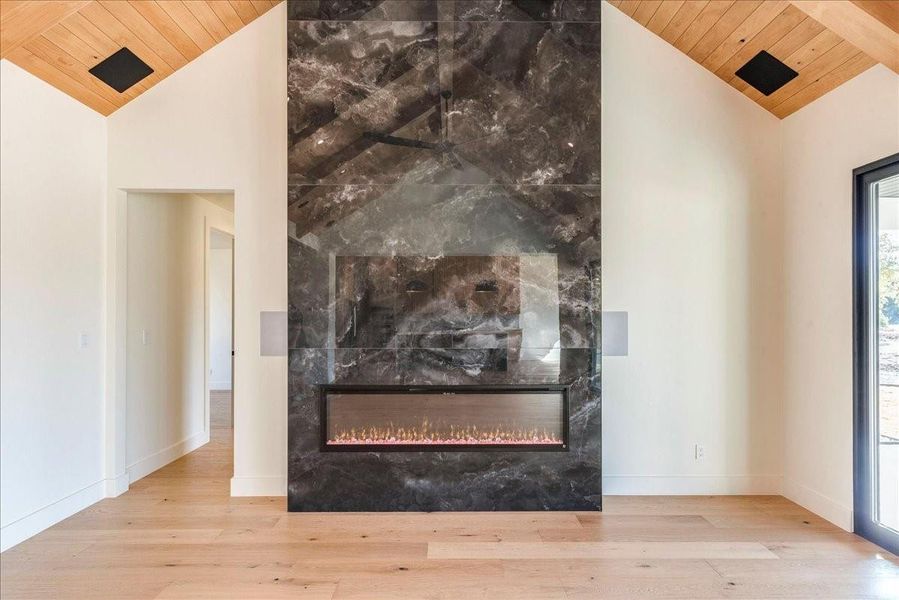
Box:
[320, 385, 569, 452]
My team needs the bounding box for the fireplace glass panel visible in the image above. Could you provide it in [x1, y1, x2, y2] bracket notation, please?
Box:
[322, 387, 567, 451]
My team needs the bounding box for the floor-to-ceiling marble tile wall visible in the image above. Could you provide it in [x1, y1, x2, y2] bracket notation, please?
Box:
[287, 0, 601, 511]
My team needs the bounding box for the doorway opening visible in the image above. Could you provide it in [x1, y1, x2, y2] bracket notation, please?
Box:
[853, 153, 899, 555]
[209, 228, 234, 441]
[124, 192, 234, 484]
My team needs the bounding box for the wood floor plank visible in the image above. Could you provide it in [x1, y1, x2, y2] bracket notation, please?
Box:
[539, 526, 866, 543]
[427, 541, 779, 560]
[765, 538, 897, 560]
[154, 580, 337, 599]
[706, 556, 899, 579]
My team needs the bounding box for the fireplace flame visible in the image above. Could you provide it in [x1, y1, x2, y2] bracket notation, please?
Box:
[327, 421, 562, 446]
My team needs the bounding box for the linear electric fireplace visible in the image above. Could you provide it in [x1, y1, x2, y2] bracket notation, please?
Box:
[321, 385, 569, 452]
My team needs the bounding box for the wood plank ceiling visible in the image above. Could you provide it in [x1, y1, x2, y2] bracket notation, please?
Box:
[2, 1, 895, 118]
[0, 1, 282, 115]
[609, 0, 899, 118]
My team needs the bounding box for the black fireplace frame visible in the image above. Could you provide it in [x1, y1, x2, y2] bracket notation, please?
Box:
[319, 384, 570, 453]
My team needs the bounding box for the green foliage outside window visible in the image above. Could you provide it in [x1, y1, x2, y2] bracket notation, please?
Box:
[880, 232, 899, 325]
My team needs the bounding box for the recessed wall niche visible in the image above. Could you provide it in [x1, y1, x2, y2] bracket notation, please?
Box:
[287, 0, 601, 511]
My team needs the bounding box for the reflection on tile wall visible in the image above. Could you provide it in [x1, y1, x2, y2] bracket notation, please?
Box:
[287, 0, 601, 511]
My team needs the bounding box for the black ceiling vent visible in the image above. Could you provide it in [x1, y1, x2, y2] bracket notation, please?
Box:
[735, 50, 798, 96]
[89, 48, 153, 93]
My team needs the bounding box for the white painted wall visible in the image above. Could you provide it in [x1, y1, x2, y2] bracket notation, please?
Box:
[210, 234, 233, 390]
[781, 65, 899, 530]
[125, 193, 233, 483]
[601, 3, 785, 495]
[0, 61, 107, 550]
[106, 3, 287, 495]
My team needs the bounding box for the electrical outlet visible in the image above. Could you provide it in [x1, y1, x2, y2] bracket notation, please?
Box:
[141, 329, 149, 346]
[694, 444, 705, 460]
[79, 332, 89, 348]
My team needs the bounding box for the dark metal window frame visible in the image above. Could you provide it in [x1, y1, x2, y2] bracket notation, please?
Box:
[319, 384, 570, 453]
[853, 152, 899, 555]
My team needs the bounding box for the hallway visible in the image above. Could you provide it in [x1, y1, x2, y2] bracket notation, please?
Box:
[2, 391, 898, 599]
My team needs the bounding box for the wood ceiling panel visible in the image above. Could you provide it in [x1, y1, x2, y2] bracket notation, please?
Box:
[780, 28, 843, 70]
[0, 0, 281, 115]
[155, 1, 216, 51]
[250, 1, 273, 15]
[727, 15, 823, 97]
[617, 1, 641, 18]
[228, 0, 261, 25]
[633, 1, 662, 26]
[765, 15, 825, 58]
[771, 50, 876, 117]
[23, 34, 123, 105]
[612, 0, 890, 118]
[182, 0, 230, 43]
[41, 22, 143, 102]
[76, 2, 174, 82]
[759, 39, 860, 109]
[127, 1, 201, 62]
[687, 1, 762, 63]
[58, 11, 151, 96]
[713, 5, 806, 79]
[207, 0, 244, 35]
[98, 0, 186, 70]
[673, 1, 735, 54]
[791, 1, 899, 72]
[659, 1, 710, 45]
[852, 0, 899, 34]
[646, 1, 684, 35]
[0, 0, 88, 57]
[6, 45, 117, 113]
[701, 1, 790, 72]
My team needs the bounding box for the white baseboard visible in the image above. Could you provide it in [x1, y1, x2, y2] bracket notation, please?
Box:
[127, 430, 210, 484]
[783, 478, 853, 531]
[602, 474, 783, 495]
[1, 479, 105, 552]
[104, 472, 130, 497]
[209, 381, 232, 391]
[230, 476, 286, 496]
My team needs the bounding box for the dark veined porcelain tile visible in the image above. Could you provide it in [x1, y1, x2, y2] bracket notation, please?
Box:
[288, 0, 438, 21]
[287, 184, 598, 257]
[289, 448, 601, 511]
[453, 0, 602, 22]
[287, 1, 601, 22]
[288, 19, 439, 184]
[449, 21, 600, 184]
[286, 0, 602, 514]
[287, 184, 599, 350]
[288, 19, 599, 185]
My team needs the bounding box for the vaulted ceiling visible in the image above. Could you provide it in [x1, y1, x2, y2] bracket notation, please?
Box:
[1, 1, 896, 118]
[611, 0, 899, 118]
[0, 1, 282, 115]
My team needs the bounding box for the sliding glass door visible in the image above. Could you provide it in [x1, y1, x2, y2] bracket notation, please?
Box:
[854, 153, 899, 555]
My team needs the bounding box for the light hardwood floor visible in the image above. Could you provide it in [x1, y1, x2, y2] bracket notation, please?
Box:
[2, 392, 898, 599]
